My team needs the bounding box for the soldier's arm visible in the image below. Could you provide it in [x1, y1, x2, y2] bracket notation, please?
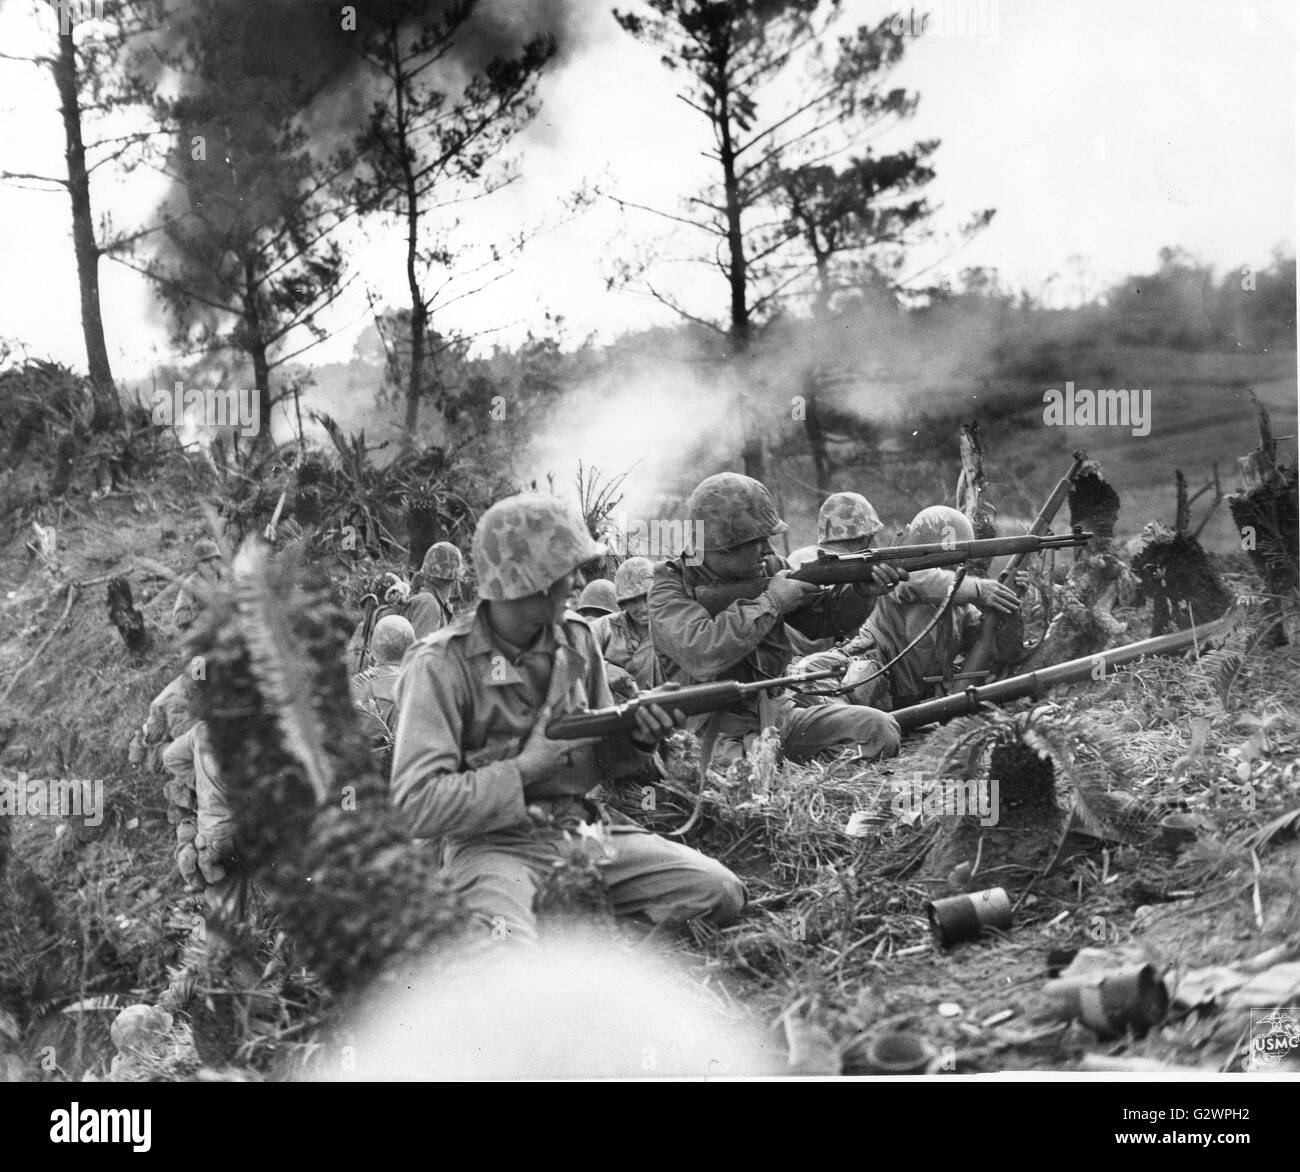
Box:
[785, 582, 874, 641]
[894, 567, 987, 607]
[389, 644, 529, 840]
[647, 563, 783, 680]
[574, 623, 657, 777]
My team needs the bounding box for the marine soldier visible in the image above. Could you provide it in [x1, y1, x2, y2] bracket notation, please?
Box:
[351, 614, 416, 736]
[407, 541, 464, 638]
[389, 493, 745, 945]
[792, 506, 1023, 710]
[785, 491, 886, 658]
[649, 472, 904, 769]
[172, 538, 225, 636]
[786, 491, 885, 569]
[574, 578, 618, 620]
[589, 556, 663, 699]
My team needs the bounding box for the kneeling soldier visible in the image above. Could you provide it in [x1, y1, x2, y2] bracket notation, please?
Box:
[650, 473, 904, 769]
[390, 493, 745, 945]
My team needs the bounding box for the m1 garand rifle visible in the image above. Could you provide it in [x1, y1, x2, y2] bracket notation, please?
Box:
[891, 610, 1237, 734]
[544, 667, 841, 739]
[953, 452, 1089, 689]
[690, 531, 1093, 617]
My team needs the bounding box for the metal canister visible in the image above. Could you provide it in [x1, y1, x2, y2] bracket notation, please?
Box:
[927, 886, 1013, 946]
[1043, 963, 1169, 1035]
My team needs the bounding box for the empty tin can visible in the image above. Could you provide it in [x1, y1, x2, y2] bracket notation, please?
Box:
[927, 886, 1013, 946]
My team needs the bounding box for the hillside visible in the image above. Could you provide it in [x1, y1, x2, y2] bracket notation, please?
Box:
[1, 384, 1299, 1080]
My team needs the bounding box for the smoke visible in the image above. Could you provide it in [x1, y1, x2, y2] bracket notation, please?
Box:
[142, 0, 603, 357]
[319, 927, 781, 1079]
[522, 352, 747, 524]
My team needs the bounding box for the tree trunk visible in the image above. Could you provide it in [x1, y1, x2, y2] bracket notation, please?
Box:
[242, 262, 274, 447]
[392, 27, 426, 442]
[716, 73, 764, 481]
[802, 379, 831, 494]
[52, 29, 120, 433]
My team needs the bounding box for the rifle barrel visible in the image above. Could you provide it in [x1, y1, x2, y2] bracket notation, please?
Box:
[893, 613, 1235, 733]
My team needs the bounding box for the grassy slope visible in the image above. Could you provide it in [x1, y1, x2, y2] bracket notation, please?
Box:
[1, 456, 211, 1078]
[1, 345, 1297, 1077]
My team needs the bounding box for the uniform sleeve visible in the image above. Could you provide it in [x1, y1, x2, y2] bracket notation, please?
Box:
[647, 563, 784, 680]
[784, 584, 874, 642]
[389, 644, 528, 839]
[894, 568, 986, 607]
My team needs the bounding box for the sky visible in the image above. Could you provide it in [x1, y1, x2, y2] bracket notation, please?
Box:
[0, 0, 1295, 379]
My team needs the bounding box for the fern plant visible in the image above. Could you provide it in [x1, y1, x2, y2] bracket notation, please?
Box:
[190, 542, 463, 1004]
[919, 704, 1149, 879]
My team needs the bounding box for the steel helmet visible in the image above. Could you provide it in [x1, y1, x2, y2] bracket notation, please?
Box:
[370, 615, 416, 664]
[192, 538, 223, 563]
[614, 556, 655, 603]
[686, 473, 787, 552]
[473, 493, 606, 601]
[421, 541, 464, 581]
[905, 505, 975, 547]
[576, 579, 618, 615]
[818, 492, 883, 545]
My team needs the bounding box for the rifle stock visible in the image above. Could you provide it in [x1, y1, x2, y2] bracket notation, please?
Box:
[691, 531, 1092, 617]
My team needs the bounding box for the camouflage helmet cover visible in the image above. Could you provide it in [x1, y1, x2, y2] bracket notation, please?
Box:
[473, 493, 606, 601]
[192, 538, 222, 563]
[687, 473, 787, 552]
[905, 505, 975, 546]
[421, 541, 464, 580]
[817, 492, 883, 545]
[613, 556, 655, 602]
[576, 579, 618, 615]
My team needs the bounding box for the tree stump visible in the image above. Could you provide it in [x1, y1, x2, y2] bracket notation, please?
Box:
[923, 742, 1066, 881]
[1131, 523, 1232, 635]
[106, 576, 150, 657]
[957, 423, 997, 575]
[1022, 461, 1130, 667]
[1228, 397, 1299, 645]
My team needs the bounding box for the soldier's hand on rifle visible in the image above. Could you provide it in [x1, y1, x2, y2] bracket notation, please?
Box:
[856, 563, 907, 595]
[629, 685, 686, 749]
[973, 580, 1021, 615]
[767, 570, 821, 615]
[516, 705, 601, 785]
